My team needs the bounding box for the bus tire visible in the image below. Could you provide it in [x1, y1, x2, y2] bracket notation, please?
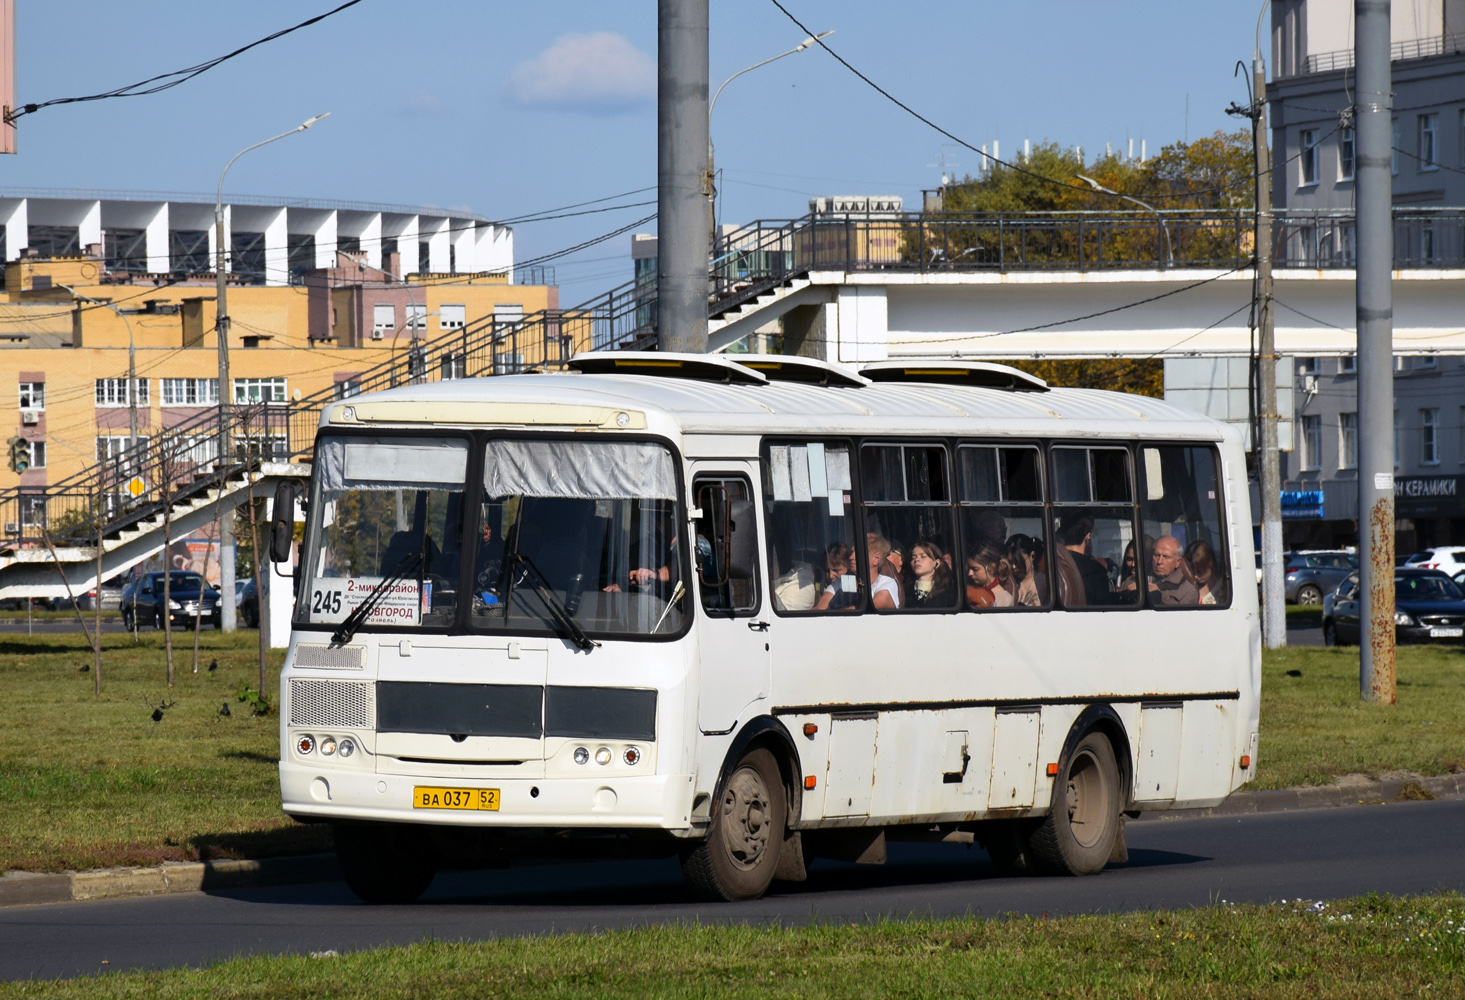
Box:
[1030, 730, 1121, 876]
[333, 822, 438, 904]
[680, 747, 785, 901]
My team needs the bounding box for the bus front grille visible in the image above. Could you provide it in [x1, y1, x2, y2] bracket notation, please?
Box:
[290, 679, 374, 729]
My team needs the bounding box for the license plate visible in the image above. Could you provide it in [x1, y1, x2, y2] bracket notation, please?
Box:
[1430, 627, 1463, 638]
[412, 786, 500, 811]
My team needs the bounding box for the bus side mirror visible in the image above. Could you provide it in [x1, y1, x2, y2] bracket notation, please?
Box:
[726, 500, 756, 582]
[269, 480, 301, 563]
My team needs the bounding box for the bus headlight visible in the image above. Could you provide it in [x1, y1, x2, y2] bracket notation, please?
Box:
[337, 738, 355, 759]
[320, 737, 337, 756]
[573, 747, 590, 765]
[594, 747, 613, 766]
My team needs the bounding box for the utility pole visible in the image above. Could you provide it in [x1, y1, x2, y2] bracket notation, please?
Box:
[657, 0, 709, 353]
[1356, 0, 1396, 703]
[1253, 48, 1286, 650]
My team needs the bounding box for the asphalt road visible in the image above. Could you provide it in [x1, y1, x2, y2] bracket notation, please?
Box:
[3, 798, 1462, 982]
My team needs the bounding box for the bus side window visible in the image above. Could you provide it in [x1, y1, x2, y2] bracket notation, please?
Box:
[1139, 445, 1230, 608]
[1051, 446, 1140, 609]
[693, 476, 759, 615]
[762, 441, 857, 614]
[861, 443, 958, 612]
[957, 444, 1050, 609]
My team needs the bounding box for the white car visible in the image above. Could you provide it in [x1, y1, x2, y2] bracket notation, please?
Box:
[1405, 547, 1465, 575]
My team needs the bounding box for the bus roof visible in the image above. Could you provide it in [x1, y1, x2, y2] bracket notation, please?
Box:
[322, 371, 1233, 443]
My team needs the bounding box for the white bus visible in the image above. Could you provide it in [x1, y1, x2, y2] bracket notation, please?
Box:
[271, 353, 1260, 903]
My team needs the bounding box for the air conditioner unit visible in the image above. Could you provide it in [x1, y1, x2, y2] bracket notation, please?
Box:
[4, 522, 17, 534]
[371, 328, 385, 340]
[19, 409, 39, 425]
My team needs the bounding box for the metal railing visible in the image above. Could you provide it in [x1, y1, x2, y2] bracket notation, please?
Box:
[1304, 31, 1465, 74]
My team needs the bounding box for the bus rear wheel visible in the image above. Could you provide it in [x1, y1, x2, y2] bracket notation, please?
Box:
[681, 747, 786, 901]
[334, 822, 438, 904]
[1030, 731, 1121, 876]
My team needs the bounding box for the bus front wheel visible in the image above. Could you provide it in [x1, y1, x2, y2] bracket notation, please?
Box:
[1030, 731, 1122, 876]
[681, 747, 786, 901]
[334, 822, 438, 904]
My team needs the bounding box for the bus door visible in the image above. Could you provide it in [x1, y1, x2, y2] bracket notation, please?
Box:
[691, 469, 771, 733]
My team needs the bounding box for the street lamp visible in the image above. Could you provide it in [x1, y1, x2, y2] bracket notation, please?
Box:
[1076, 174, 1174, 267]
[707, 32, 832, 243]
[214, 112, 331, 464]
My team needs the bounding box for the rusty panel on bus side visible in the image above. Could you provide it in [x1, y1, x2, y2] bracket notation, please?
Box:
[868, 708, 995, 821]
[824, 716, 877, 817]
[988, 708, 1040, 809]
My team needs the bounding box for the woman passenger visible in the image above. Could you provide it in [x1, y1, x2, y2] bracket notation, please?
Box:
[966, 543, 1012, 607]
[865, 533, 901, 610]
[908, 539, 955, 608]
[1004, 534, 1042, 607]
[814, 541, 858, 611]
[1185, 538, 1228, 606]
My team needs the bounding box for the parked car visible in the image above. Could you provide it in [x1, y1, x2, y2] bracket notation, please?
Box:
[1404, 547, 1465, 576]
[1283, 550, 1358, 605]
[75, 575, 126, 612]
[239, 577, 259, 629]
[1322, 568, 1465, 646]
[121, 571, 222, 630]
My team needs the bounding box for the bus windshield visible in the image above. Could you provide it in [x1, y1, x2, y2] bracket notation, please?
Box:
[298, 434, 687, 639]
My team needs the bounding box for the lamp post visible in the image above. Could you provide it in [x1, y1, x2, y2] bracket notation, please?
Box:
[214, 113, 330, 465]
[707, 31, 832, 270]
[213, 113, 330, 633]
[1076, 174, 1174, 266]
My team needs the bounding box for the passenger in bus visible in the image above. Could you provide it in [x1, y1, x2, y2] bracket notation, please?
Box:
[1149, 535, 1199, 605]
[970, 509, 1008, 550]
[884, 543, 906, 605]
[908, 539, 955, 608]
[865, 533, 901, 610]
[814, 541, 858, 611]
[1005, 534, 1043, 607]
[1059, 512, 1112, 605]
[1118, 535, 1155, 593]
[965, 544, 1012, 607]
[1185, 538, 1227, 606]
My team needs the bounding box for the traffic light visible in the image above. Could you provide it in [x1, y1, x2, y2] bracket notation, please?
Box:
[7, 436, 29, 473]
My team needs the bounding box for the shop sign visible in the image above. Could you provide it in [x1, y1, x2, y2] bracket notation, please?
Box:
[1280, 489, 1324, 520]
[1394, 474, 1464, 516]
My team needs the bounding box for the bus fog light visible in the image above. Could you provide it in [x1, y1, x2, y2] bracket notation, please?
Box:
[338, 738, 355, 759]
[623, 746, 641, 765]
[573, 747, 590, 765]
[594, 747, 613, 766]
[320, 737, 337, 756]
[296, 735, 315, 755]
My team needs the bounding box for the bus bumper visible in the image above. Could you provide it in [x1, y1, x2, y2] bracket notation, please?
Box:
[280, 762, 697, 831]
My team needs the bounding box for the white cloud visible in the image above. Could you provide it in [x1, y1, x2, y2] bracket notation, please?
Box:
[396, 88, 445, 117]
[507, 32, 655, 112]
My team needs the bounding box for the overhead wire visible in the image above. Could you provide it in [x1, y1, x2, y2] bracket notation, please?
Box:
[5, 1, 366, 123]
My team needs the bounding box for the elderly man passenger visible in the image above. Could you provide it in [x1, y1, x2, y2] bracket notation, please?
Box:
[1149, 535, 1198, 605]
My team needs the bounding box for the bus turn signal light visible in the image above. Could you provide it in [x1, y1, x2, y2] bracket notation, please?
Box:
[1046, 763, 1059, 777]
[1240, 755, 1251, 769]
[803, 723, 818, 737]
[805, 776, 817, 789]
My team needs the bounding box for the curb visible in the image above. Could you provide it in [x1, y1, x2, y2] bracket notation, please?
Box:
[0, 853, 339, 908]
[3, 775, 1463, 908]
[1138, 772, 1465, 821]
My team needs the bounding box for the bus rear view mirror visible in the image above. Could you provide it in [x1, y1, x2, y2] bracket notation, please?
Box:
[269, 480, 301, 563]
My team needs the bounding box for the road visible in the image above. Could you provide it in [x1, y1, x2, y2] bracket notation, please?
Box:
[3, 798, 1462, 982]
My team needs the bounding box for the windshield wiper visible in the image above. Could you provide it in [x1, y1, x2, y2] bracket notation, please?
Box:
[331, 549, 422, 645]
[509, 553, 599, 652]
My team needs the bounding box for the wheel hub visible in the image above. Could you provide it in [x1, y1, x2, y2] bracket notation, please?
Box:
[720, 765, 772, 870]
[1064, 750, 1106, 849]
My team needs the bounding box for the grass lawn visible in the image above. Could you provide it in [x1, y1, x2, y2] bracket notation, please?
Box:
[0, 629, 327, 875]
[1, 630, 1463, 875]
[1, 893, 1461, 999]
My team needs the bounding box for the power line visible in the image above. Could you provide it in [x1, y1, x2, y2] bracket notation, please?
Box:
[512, 214, 657, 269]
[494, 187, 656, 224]
[494, 200, 656, 225]
[4, 1, 366, 124]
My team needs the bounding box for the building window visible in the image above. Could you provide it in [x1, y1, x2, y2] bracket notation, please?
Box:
[1418, 354, 1437, 369]
[1339, 354, 1356, 374]
[96, 435, 150, 462]
[406, 303, 427, 331]
[233, 377, 287, 404]
[440, 304, 466, 330]
[1296, 356, 1318, 375]
[1394, 410, 1401, 467]
[1392, 118, 1399, 175]
[1422, 226, 1436, 261]
[372, 303, 395, 334]
[1339, 412, 1358, 469]
[95, 378, 148, 407]
[1299, 129, 1319, 185]
[1460, 406, 1465, 463]
[440, 352, 466, 380]
[333, 379, 361, 400]
[18, 382, 44, 410]
[24, 440, 45, 470]
[1301, 414, 1322, 470]
[1460, 109, 1465, 167]
[160, 378, 219, 407]
[1419, 113, 1439, 170]
[1339, 127, 1355, 180]
[1422, 408, 1440, 464]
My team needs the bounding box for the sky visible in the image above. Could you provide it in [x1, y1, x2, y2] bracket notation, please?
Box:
[5, 1, 1262, 303]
